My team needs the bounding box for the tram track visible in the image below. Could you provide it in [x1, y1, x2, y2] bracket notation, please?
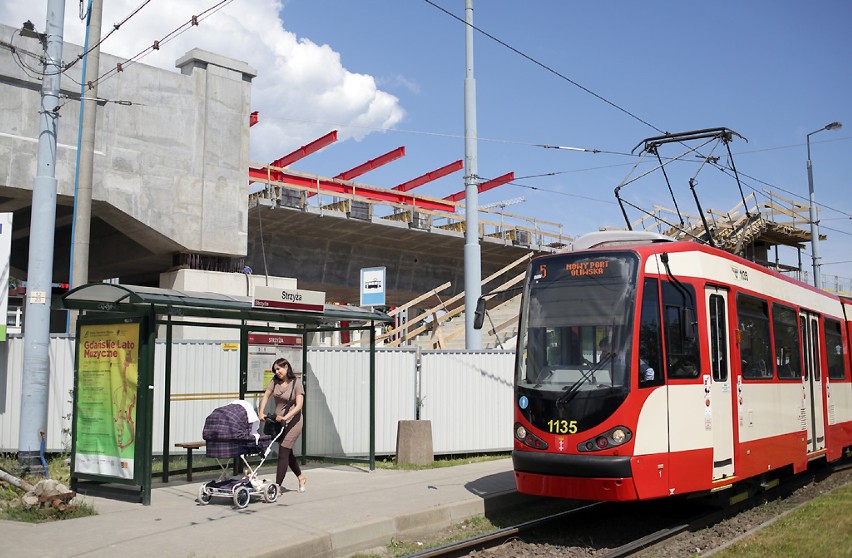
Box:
[404, 503, 606, 558]
[402, 462, 852, 558]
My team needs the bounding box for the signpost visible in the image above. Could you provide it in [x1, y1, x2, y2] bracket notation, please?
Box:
[360, 267, 386, 307]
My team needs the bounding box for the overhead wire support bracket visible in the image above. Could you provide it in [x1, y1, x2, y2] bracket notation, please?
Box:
[631, 127, 746, 155]
[722, 137, 752, 218]
[614, 136, 716, 231]
[616, 127, 748, 241]
[651, 146, 684, 227]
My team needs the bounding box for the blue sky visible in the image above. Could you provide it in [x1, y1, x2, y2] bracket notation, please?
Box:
[3, 1, 851, 285]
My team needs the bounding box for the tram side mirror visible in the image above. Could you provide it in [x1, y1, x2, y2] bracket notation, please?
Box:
[683, 307, 697, 342]
[473, 297, 487, 330]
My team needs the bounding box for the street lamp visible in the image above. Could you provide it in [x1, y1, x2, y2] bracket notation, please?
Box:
[806, 121, 842, 289]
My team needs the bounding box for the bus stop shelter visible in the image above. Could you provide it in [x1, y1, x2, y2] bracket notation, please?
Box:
[55, 282, 392, 504]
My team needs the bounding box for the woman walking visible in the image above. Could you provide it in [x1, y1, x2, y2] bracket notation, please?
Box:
[258, 357, 307, 493]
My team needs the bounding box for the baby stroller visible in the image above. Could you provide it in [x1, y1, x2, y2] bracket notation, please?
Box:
[197, 400, 284, 509]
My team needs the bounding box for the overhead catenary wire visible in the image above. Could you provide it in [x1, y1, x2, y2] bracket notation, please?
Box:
[255, 109, 852, 224]
[10, 1, 846, 233]
[420, 0, 664, 135]
[418, 0, 851, 240]
[252, 119, 851, 233]
[19, 0, 842, 243]
[85, 0, 236, 89]
[65, 0, 155, 73]
[2, 32, 51, 79]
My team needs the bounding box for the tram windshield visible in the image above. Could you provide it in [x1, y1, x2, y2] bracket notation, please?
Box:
[516, 252, 639, 430]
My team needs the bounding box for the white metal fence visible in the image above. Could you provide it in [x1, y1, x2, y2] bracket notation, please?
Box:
[0, 337, 515, 456]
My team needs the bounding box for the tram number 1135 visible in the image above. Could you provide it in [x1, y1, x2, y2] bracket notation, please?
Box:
[547, 420, 578, 434]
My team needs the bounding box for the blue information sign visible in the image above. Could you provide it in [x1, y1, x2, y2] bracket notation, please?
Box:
[360, 267, 386, 307]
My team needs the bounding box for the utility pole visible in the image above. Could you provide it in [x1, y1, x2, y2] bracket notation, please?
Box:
[70, 0, 104, 332]
[805, 121, 842, 290]
[463, 0, 482, 350]
[18, 0, 66, 471]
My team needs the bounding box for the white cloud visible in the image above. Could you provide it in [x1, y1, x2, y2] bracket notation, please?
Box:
[0, 0, 405, 163]
[378, 74, 421, 95]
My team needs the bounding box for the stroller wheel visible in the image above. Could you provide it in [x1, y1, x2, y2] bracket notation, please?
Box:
[197, 483, 211, 505]
[233, 485, 251, 509]
[262, 482, 279, 503]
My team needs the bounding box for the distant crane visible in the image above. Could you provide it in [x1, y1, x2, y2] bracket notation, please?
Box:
[479, 196, 526, 211]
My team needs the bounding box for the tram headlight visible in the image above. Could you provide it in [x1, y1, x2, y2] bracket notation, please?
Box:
[515, 423, 548, 450]
[578, 426, 633, 452]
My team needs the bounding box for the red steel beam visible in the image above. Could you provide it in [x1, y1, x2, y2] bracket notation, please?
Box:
[249, 131, 339, 184]
[250, 111, 259, 127]
[273, 131, 339, 169]
[443, 172, 514, 203]
[247, 168, 456, 212]
[335, 146, 405, 181]
[307, 146, 406, 198]
[393, 160, 463, 192]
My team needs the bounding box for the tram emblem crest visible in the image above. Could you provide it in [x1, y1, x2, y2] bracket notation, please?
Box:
[731, 266, 749, 281]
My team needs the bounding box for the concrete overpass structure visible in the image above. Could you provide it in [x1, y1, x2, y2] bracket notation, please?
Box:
[0, 23, 568, 320]
[1, 23, 254, 286]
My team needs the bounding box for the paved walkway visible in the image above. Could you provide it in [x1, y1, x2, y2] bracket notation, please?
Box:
[0, 458, 526, 558]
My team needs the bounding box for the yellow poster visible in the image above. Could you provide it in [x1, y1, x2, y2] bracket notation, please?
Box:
[74, 322, 139, 479]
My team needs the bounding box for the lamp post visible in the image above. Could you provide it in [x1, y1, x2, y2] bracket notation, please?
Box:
[806, 121, 842, 289]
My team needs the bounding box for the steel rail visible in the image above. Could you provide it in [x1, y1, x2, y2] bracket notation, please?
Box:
[404, 461, 852, 558]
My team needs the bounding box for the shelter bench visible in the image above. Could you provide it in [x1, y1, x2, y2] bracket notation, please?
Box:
[174, 441, 206, 481]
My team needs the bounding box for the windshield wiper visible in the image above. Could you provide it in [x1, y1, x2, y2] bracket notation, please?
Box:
[533, 368, 554, 388]
[556, 354, 611, 408]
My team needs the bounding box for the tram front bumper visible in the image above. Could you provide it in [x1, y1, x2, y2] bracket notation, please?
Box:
[513, 450, 639, 501]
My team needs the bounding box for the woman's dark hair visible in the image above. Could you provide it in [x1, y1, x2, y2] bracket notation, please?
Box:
[272, 358, 296, 381]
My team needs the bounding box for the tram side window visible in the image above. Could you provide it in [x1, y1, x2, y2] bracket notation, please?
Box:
[662, 281, 700, 379]
[825, 319, 847, 380]
[638, 278, 663, 387]
[772, 304, 802, 380]
[737, 294, 772, 379]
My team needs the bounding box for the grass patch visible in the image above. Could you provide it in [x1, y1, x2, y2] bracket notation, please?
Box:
[0, 452, 96, 523]
[712, 482, 852, 558]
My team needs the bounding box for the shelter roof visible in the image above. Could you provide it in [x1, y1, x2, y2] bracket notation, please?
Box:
[54, 283, 392, 325]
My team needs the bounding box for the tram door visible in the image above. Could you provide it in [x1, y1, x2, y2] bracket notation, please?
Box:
[706, 288, 735, 480]
[800, 312, 826, 453]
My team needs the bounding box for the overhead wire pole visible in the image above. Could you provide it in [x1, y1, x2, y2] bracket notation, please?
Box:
[69, 0, 104, 332]
[805, 121, 842, 290]
[463, 0, 482, 350]
[18, 0, 66, 472]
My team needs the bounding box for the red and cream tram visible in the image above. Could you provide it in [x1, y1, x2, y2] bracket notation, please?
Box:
[503, 231, 852, 501]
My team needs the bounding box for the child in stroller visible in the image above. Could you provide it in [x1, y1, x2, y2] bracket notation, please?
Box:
[197, 400, 284, 508]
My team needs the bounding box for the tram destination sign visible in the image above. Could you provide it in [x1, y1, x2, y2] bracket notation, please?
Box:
[253, 286, 325, 313]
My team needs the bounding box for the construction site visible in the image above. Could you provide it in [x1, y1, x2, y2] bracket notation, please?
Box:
[0, 24, 848, 352]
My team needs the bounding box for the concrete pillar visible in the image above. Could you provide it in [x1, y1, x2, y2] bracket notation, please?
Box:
[396, 420, 433, 466]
